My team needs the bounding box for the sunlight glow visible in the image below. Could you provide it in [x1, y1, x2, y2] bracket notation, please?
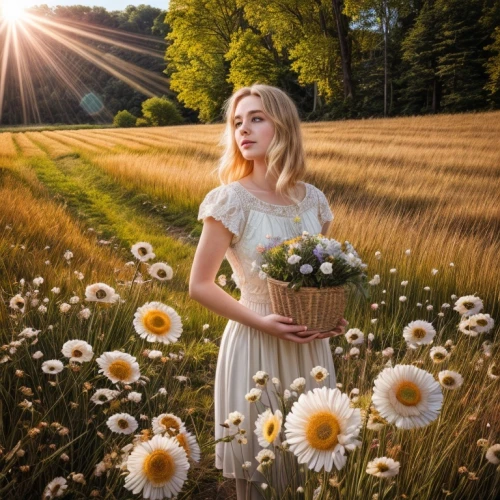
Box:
[1, 3, 26, 23]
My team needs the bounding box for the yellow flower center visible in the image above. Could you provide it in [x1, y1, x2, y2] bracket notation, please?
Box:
[441, 376, 455, 386]
[108, 360, 132, 381]
[264, 417, 280, 443]
[143, 450, 175, 485]
[16, 300, 24, 308]
[433, 352, 445, 361]
[305, 411, 340, 450]
[412, 328, 426, 339]
[157, 269, 167, 278]
[160, 416, 180, 436]
[351, 334, 358, 341]
[395, 381, 422, 406]
[52, 484, 61, 494]
[377, 462, 389, 473]
[117, 418, 129, 430]
[476, 319, 487, 326]
[143, 310, 171, 335]
[96, 289, 107, 300]
[72, 349, 83, 358]
[176, 433, 190, 458]
[138, 247, 148, 256]
[491, 365, 499, 376]
[463, 301, 474, 310]
[314, 373, 325, 381]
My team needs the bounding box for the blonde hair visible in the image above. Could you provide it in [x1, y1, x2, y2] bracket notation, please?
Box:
[216, 84, 307, 204]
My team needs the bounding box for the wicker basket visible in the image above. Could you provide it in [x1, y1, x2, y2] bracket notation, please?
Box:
[267, 277, 347, 333]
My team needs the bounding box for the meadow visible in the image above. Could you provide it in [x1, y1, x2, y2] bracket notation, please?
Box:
[0, 111, 499, 499]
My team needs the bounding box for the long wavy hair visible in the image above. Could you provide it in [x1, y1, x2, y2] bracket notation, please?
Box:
[216, 84, 307, 204]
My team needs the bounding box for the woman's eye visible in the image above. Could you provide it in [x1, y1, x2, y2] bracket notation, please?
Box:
[235, 117, 262, 128]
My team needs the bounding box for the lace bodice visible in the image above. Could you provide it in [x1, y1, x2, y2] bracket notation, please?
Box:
[197, 181, 334, 303]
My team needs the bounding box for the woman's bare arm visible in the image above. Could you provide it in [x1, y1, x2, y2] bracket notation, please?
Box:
[189, 217, 321, 343]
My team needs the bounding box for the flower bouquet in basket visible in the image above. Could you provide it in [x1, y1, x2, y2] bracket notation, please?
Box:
[258, 232, 369, 332]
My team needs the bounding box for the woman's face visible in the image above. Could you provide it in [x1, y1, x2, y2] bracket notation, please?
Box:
[233, 95, 275, 162]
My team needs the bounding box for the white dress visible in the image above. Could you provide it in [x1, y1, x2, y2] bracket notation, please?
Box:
[197, 180, 337, 481]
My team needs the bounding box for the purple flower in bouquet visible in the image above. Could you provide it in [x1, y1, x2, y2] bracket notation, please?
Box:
[313, 244, 325, 263]
[299, 264, 313, 275]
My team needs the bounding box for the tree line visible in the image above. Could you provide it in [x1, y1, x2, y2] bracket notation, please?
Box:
[165, 0, 500, 121]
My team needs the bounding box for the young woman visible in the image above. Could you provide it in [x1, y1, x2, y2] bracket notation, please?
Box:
[189, 84, 347, 499]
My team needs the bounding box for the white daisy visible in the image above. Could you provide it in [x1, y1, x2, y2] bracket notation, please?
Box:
[245, 388, 262, 402]
[438, 370, 463, 390]
[453, 295, 483, 317]
[64, 250, 73, 260]
[32, 351, 44, 359]
[366, 457, 400, 478]
[107, 413, 138, 435]
[255, 409, 283, 448]
[59, 303, 71, 313]
[128, 391, 142, 403]
[227, 411, 245, 427]
[284, 386, 362, 472]
[124, 434, 189, 499]
[96, 351, 141, 384]
[149, 263, 174, 281]
[485, 444, 500, 465]
[290, 377, 306, 392]
[41, 360, 64, 374]
[152, 413, 186, 436]
[9, 294, 25, 312]
[468, 313, 494, 333]
[256, 449, 275, 465]
[78, 308, 91, 320]
[429, 346, 449, 364]
[345, 328, 364, 345]
[90, 388, 121, 405]
[310, 366, 329, 382]
[458, 318, 478, 336]
[252, 370, 269, 386]
[175, 429, 201, 462]
[369, 274, 380, 285]
[403, 320, 436, 347]
[131, 242, 156, 262]
[349, 347, 360, 357]
[43, 477, 67, 498]
[148, 350, 163, 359]
[133, 302, 183, 344]
[85, 283, 120, 303]
[61, 340, 93, 363]
[288, 254, 302, 265]
[372, 364, 443, 429]
[18, 327, 40, 338]
[367, 411, 386, 431]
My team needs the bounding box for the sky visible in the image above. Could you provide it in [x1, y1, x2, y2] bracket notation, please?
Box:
[15, 1, 170, 11]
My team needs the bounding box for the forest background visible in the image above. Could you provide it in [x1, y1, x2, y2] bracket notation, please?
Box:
[1, 0, 500, 127]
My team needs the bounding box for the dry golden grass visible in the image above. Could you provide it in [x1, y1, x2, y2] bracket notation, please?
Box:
[69, 112, 500, 309]
[25, 131, 74, 157]
[0, 132, 17, 157]
[13, 132, 46, 157]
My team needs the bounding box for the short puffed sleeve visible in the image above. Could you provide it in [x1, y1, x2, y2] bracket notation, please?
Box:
[197, 184, 246, 246]
[315, 187, 334, 226]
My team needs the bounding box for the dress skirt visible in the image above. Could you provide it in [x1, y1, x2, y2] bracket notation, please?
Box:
[214, 296, 337, 481]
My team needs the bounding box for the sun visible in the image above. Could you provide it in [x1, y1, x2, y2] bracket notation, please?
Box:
[1, 3, 26, 23]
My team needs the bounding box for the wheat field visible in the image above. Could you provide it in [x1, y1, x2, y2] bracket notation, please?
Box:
[0, 111, 499, 499]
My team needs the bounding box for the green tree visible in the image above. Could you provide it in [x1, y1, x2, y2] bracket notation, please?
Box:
[113, 110, 137, 127]
[165, 0, 242, 122]
[141, 96, 183, 126]
[225, 29, 282, 89]
[485, 27, 500, 96]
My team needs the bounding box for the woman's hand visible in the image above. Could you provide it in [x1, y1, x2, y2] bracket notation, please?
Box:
[259, 314, 322, 344]
[306, 318, 349, 340]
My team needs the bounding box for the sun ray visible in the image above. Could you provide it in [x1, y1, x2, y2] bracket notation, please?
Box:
[0, 8, 172, 125]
